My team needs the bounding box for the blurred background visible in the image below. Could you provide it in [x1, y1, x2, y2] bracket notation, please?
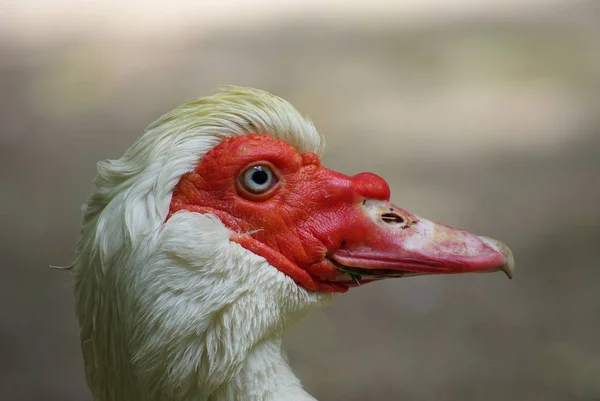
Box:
[1, 0, 600, 400]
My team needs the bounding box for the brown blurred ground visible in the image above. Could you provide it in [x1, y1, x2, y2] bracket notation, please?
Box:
[1, 1, 600, 400]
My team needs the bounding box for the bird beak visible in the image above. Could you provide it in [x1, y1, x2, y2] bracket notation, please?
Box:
[328, 200, 515, 283]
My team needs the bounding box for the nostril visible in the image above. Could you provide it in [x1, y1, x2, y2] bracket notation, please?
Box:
[381, 213, 405, 225]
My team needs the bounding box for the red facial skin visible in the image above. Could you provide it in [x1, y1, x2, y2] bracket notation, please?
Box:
[168, 134, 387, 292]
[168, 134, 511, 293]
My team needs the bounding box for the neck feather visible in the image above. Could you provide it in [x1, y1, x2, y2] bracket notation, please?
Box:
[74, 211, 331, 401]
[211, 338, 317, 401]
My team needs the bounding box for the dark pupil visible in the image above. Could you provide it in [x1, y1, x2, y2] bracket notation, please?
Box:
[251, 168, 269, 185]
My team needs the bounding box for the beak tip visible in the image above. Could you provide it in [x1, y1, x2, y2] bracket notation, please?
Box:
[502, 250, 515, 279]
[503, 265, 514, 279]
[478, 236, 516, 280]
[500, 245, 515, 280]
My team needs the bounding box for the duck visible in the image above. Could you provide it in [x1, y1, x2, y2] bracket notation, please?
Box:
[69, 86, 514, 401]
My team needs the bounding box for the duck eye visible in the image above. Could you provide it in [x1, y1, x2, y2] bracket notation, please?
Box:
[239, 165, 277, 195]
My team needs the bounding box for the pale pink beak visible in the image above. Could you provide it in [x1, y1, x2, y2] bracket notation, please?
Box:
[329, 200, 515, 281]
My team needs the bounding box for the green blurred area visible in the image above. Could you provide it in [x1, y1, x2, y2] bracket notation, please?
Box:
[1, 2, 599, 400]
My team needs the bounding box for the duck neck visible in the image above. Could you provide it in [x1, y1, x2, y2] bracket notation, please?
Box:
[210, 336, 316, 401]
[75, 212, 332, 401]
